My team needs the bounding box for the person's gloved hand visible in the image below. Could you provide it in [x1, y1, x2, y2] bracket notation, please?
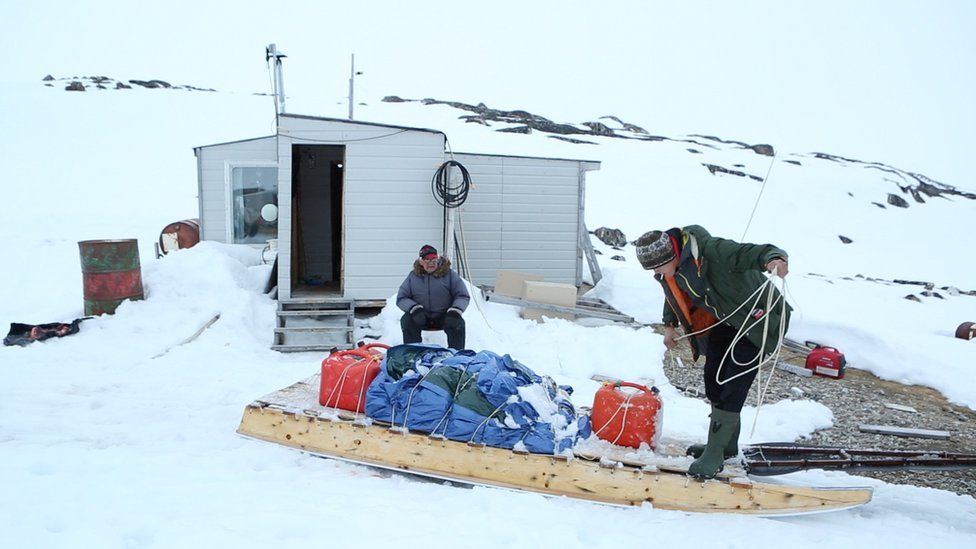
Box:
[444, 307, 463, 329]
[410, 305, 428, 327]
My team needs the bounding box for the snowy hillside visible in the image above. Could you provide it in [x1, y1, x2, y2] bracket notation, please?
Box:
[3, 0, 976, 543]
[5, 75, 975, 408]
[1, 72, 975, 548]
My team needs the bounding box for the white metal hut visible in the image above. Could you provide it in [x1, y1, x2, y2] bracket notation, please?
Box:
[194, 113, 600, 350]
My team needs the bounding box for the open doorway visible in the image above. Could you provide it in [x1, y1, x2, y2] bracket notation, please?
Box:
[291, 144, 345, 295]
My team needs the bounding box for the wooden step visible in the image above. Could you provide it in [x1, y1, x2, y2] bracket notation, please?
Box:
[273, 297, 355, 353]
[271, 343, 355, 352]
[274, 326, 351, 333]
[280, 297, 354, 305]
[276, 310, 353, 317]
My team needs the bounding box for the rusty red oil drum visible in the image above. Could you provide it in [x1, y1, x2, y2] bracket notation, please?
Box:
[159, 218, 200, 254]
[78, 239, 145, 315]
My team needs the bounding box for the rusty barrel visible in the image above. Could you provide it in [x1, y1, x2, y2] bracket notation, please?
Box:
[78, 239, 145, 315]
[159, 218, 200, 254]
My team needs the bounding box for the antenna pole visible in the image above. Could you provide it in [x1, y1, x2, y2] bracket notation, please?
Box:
[348, 54, 355, 120]
[266, 43, 287, 114]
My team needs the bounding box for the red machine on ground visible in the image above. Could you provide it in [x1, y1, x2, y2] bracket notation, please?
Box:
[805, 345, 846, 379]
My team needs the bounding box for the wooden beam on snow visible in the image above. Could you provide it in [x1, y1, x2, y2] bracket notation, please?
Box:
[858, 424, 949, 440]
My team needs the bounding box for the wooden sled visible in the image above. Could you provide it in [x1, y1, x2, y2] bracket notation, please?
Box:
[237, 376, 872, 515]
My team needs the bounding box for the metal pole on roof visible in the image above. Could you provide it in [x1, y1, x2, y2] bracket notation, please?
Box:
[266, 43, 287, 114]
[348, 54, 363, 120]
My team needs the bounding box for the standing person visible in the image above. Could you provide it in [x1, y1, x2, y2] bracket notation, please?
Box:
[635, 225, 791, 479]
[397, 244, 470, 350]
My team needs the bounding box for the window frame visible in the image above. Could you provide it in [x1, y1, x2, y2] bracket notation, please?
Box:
[223, 161, 279, 245]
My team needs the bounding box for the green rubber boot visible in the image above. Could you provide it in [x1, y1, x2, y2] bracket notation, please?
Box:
[686, 413, 740, 459]
[687, 407, 740, 480]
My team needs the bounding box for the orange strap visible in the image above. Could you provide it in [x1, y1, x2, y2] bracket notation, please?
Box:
[665, 275, 717, 334]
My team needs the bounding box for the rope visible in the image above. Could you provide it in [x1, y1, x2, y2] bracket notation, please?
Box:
[740, 152, 777, 242]
[671, 267, 790, 438]
[468, 400, 510, 445]
[442, 137, 497, 335]
[591, 389, 637, 446]
[399, 362, 440, 431]
[322, 352, 382, 415]
[354, 355, 381, 417]
[429, 364, 479, 437]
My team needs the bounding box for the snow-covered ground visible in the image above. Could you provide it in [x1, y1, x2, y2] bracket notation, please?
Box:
[3, 1, 976, 546]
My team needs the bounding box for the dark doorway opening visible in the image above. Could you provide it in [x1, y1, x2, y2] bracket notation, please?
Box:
[291, 144, 345, 295]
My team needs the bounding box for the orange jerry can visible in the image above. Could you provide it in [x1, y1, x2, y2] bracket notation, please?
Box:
[319, 343, 390, 412]
[591, 381, 662, 449]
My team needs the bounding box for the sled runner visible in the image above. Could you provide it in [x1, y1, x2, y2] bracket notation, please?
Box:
[237, 375, 873, 515]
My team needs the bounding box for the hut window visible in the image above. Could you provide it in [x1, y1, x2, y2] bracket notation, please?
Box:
[230, 166, 278, 244]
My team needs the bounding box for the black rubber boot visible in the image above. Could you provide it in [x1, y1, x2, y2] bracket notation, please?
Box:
[686, 412, 740, 459]
[688, 407, 740, 480]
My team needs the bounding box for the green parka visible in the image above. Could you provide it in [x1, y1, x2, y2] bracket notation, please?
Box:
[658, 225, 791, 358]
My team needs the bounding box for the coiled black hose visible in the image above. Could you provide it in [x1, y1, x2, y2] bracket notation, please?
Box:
[431, 160, 471, 208]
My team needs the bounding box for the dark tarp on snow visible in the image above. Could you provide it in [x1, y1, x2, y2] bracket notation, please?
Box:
[3, 318, 89, 347]
[365, 344, 591, 454]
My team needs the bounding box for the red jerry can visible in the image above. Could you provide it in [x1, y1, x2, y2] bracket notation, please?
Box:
[319, 343, 390, 412]
[591, 382, 662, 449]
[805, 345, 846, 379]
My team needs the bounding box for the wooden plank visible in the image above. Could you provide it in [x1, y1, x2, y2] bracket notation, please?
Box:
[274, 327, 350, 333]
[152, 313, 220, 359]
[277, 310, 352, 317]
[236, 378, 872, 515]
[883, 403, 919, 413]
[485, 292, 634, 322]
[858, 424, 949, 440]
[580, 223, 603, 285]
[271, 344, 353, 352]
[590, 374, 655, 387]
[775, 362, 813, 378]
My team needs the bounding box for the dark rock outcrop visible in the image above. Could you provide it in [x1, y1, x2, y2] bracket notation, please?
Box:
[65, 81, 85, 91]
[887, 193, 910, 208]
[592, 227, 627, 247]
[129, 79, 172, 89]
[703, 163, 763, 181]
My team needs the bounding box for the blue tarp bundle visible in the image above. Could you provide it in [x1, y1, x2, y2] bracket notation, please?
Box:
[365, 344, 591, 454]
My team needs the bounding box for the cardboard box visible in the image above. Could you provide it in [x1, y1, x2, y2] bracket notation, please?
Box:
[521, 280, 577, 322]
[494, 270, 544, 298]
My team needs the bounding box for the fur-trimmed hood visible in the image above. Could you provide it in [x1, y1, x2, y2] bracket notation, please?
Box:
[412, 257, 453, 277]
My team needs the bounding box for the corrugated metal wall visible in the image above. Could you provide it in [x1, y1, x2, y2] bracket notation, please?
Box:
[276, 116, 446, 300]
[195, 137, 277, 243]
[453, 153, 584, 286]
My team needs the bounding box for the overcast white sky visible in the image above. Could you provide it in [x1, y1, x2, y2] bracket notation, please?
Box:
[3, 0, 974, 186]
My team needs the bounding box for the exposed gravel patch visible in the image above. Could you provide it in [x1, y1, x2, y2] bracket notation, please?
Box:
[660, 330, 976, 497]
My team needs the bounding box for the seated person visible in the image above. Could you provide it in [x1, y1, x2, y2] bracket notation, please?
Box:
[397, 244, 470, 350]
